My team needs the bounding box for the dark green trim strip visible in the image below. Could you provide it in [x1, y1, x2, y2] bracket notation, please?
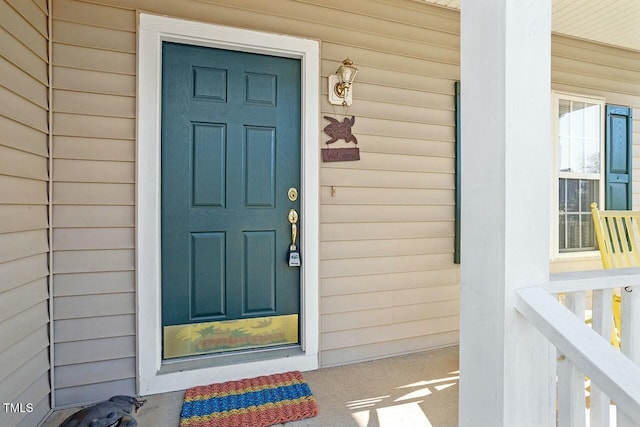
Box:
[454, 81, 461, 264]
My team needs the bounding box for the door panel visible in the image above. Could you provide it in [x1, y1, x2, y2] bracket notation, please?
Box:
[161, 42, 301, 358]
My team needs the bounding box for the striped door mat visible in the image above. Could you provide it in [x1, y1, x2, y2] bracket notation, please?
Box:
[179, 371, 318, 427]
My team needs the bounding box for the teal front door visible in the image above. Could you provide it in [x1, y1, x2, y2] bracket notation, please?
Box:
[160, 42, 301, 359]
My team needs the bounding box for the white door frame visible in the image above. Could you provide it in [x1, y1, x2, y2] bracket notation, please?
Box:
[137, 13, 320, 395]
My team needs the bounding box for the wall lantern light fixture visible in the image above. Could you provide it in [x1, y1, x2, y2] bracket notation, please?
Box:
[328, 58, 358, 106]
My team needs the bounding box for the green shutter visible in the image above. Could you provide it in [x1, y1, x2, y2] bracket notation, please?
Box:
[605, 105, 633, 210]
[454, 82, 461, 264]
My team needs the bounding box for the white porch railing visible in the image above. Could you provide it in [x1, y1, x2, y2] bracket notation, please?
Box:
[515, 268, 640, 427]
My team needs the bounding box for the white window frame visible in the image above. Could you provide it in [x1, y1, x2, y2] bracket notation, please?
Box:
[550, 91, 606, 259]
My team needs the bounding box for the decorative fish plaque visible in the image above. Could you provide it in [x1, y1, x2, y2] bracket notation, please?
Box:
[322, 115, 360, 162]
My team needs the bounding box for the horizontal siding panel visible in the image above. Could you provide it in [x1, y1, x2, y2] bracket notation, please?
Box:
[321, 187, 453, 206]
[321, 152, 453, 174]
[322, 291, 391, 314]
[54, 271, 135, 297]
[206, 0, 460, 53]
[0, 144, 48, 180]
[0, 115, 48, 156]
[323, 42, 459, 80]
[55, 357, 135, 389]
[53, 66, 135, 96]
[0, 0, 47, 60]
[392, 284, 459, 306]
[5, 0, 47, 37]
[393, 299, 460, 324]
[321, 221, 453, 241]
[0, 301, 48, 353]
[0, 325, 48, 382]
[552, 69, 640, 96]
[0, 348, 48, 403]
[552, 56, 640, 85]
[53, 249, 135, 273]
[321, 205, 453, 223]
[301, 0, 460, 33]
[322, 98, 454, 127]
[321, 168, 453, 189]
[54, 159, 134, 183]
[353, 116, 454, 141]
[53, 0, 135, 31]
[55, 378, 135, 407]
[53, 43, 135, 74]
[54, 336, 135, 366]
[0, 56, 48, 108]
[54, 293, 135, 320]
[53, 183, 134, 205]
[0, 86, 48, 133]
[345, 81, 454, 110]
[53, 113, 135, 139]
[53, 136, 135, 161]
[0, 175, 48, 204]
[321, 253, 452, 278]
[0, 254, 48, 293]
[322, 308, 393, 332]
[552, 36, 640, 71]
[53, 20, 135, 52]
[53, 227, 134, 250]
[0, 205, 47, 233]
[17, 391, 51, 427]
[0, 27, 47, 84]
[346, 135, 454, 157]
[52, 205, 134, 227]
[54, 314, 135, 343]
[0, 278, 47, 324]
[321, 61, 454, 95]
[322, 269, 459, 296]
[321, 330, 459, 367]
[322, 315, 459, 350]
[321, 237, 453, 260]
[0, 229, 48, 263]
[53, 89, 135, 118]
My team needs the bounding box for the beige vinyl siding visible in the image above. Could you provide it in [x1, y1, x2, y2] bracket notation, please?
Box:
[0, 0, 50, 425]
[51, 0, 136, 406]
[550, 35, 640, 273]
[48, 0, 640, 407]
[50, 0, 460, 401]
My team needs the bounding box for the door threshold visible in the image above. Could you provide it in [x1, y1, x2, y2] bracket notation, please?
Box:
[158, 345, 303, 375]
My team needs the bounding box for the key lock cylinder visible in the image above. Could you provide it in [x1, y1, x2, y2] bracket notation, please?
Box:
[287, 188, 301, 267]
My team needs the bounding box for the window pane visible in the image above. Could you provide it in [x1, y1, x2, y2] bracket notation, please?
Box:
[584, 103, 600, 140]
[580, 180, 598, 211]
[570, 101, 585, 138]
[580, 214, 596, 249]
[558, 178, 599, 252]
[566, 179, 579, 212]
[570, 137, 585, 172]
[584, 138, 600, 173]
[559, 213, 566, 250]
[559, 137, 570, 171]
[559, 100, 571, 136]
[566, 214, 580, 249]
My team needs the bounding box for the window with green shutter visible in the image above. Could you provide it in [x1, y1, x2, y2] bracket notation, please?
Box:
[552, 93, 633, 256]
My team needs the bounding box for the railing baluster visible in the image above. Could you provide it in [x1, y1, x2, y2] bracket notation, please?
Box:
[591, 288, 613, 427]
[619, 285, 640, 427]
[558, 291, 587, 427]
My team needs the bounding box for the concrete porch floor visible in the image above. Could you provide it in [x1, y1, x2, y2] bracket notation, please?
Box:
[42, 346, 459, 427]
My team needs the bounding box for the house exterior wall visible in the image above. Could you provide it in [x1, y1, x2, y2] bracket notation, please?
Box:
[45, 0, 640, 407]
[549, 36, 640, 273]
[0, 0, 52, 425]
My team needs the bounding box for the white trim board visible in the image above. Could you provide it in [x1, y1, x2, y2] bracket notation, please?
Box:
[136, 13, 320, 395]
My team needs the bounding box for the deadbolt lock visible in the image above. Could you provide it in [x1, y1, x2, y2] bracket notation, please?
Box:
[288, 187, 299, 202]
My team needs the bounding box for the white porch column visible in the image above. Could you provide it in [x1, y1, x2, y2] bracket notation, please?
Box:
[458, 1, 555, 426]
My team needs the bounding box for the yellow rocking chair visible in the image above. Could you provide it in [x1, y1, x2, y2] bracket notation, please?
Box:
[590, 202, 639, 349]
